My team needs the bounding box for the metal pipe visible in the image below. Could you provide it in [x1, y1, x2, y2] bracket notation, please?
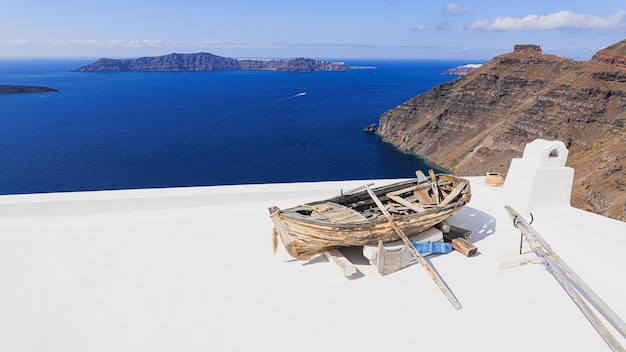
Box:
[505, 205, 625, 351]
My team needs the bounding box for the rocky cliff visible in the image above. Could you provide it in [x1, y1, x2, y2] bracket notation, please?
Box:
[71, 52, 350, 72]
[377, 41, 626, 221]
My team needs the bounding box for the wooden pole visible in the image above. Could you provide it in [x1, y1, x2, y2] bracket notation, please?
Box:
[323, 249, 357, 278]
[365, 185, 462, 310]
[505, 205, 625, 351]
[428, 169, 441, 206]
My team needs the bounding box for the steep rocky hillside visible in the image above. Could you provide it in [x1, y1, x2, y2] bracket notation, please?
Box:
[377, 41, 626, 221]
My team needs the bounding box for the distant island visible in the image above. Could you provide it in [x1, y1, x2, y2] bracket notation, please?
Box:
[442, 63, 482, 76]
[71, 52, 351, 73]
[0, 85, 59, 95]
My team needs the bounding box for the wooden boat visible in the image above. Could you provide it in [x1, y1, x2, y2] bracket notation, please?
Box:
[269, 171, 471, 259]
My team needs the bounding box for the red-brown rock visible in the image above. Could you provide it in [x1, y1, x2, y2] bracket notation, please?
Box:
[377, 41, 626, 221]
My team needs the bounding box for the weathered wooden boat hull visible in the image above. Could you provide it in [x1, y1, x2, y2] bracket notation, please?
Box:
[269, 174, 471, 259]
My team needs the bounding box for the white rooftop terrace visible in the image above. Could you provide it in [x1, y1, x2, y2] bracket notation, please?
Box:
[0, 140, 624, 351]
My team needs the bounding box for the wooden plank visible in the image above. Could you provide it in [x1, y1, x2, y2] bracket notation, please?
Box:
[404, 194, 420, 203]
[439, 181, 467, 207]
[386, 182, 436, 206]
[440, 224, 476, 257]
[387, 185, 418, 197]
[429, 169, 440, 206]
[387, 194, 426, 213]
[310, 202, 367, 224]
[449, 237, 477, 257]
[324, 249, 358, 278]
[411, 172, 436, 204]
[414, 189, 434, 205]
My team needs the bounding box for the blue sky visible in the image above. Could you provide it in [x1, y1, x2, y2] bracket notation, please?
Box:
[1, 0, 625, 60]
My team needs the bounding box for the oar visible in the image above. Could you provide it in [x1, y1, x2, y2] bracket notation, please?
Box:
[365, 184, 462, 310]
[505, 205, 625, 351]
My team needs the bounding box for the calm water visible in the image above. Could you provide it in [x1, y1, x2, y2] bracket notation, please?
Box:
[0, 58, 463, 194]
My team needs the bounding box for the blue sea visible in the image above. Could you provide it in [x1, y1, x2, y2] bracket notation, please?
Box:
[0, 58, 464, 194]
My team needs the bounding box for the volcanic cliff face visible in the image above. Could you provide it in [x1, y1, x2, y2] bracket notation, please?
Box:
[377, 41, 626, 221]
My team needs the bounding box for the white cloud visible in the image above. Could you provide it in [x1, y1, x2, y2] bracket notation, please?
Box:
[411, 23, 428, 31]
[467, 10, 626, 32]
[43, 40, 104, 47]
[0, 39, 206, 49]
[124, 40, 167, 47]
[0, 39, 338, 54]
[444, 3, 474, 15]
[0, 39, 31, 46]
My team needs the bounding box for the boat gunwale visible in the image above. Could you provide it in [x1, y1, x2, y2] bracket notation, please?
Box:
[276, 199, 469, 229]
[275, 174, 471, 230]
